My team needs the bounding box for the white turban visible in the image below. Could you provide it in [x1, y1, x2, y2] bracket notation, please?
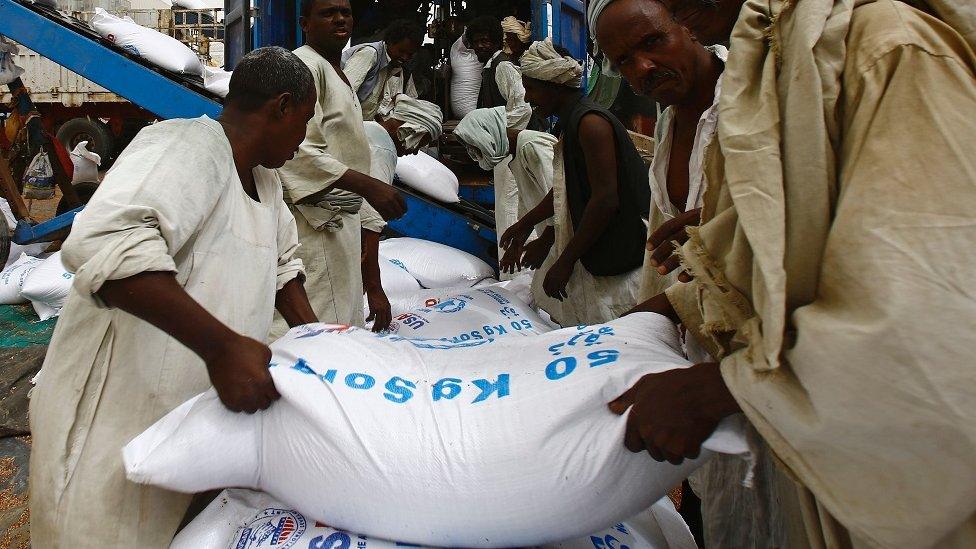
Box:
[454, 107, 509, 171]
[501, 16, 532, 44]
[519, 39, 583, 88]
[389, 95, 444, 151]
[586, 0, 619, 75]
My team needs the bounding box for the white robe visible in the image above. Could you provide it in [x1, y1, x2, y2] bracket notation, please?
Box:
[28, 116, 304, 547]
[360, 121, 398, 233]
[274, 45, 371, 335]
[509, 129, 557, 235]
[532, 141, 642, 326]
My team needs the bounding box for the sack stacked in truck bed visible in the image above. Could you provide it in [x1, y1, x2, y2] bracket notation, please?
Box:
[125, 314, 747, 548]
[171, 488, 698, 549]
[394, 152, 460, 203]
[450, 35, 483, 118]
[91, 8, 204, 76]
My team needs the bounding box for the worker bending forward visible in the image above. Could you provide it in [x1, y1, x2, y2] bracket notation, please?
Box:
[29, 47, 319, 547]
[502, 40, 650, 325]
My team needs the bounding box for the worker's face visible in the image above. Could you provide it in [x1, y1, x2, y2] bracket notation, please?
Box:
[659, 0, 744, 46]
[522, 76, 555, 116]
[505, 33, 528, 59]
[387, 38, 420, 67]
[300, 0, 353, 55]
[262, 92, 316, 169]
[596, 0, 703, 106]
[470, 32, 500, 63]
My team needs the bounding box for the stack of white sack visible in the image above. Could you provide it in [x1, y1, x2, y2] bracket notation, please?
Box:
[449, 34, 483, 118]
[124, 314, 748, 548]
[0, 253, 44, 305]
[1, 199, 50, 270]
[21, 251, 74, 320]
[379, 237, 494, 289]
[394, 152, 460, 203]
[386, 277, 555, 340]
[91, 8, 205, 76]
[171, 488, 697, 549]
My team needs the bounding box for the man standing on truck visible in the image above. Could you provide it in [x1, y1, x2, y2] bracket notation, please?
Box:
[272, 0, 408, 337]
[501, 40, 650, 325]
[29, 47, 319, 547]
[342, 18, 425, 122]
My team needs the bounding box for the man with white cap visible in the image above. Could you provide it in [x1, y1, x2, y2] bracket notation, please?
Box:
[502, 39, 650, 325]
[591, 0, 976, 547]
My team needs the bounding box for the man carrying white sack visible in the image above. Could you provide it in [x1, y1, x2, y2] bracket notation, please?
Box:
[501, 40, 650, 325]
[360, 94, 442, 330]
[342, 18, 424, 122]
[454, 106, 557, 275]
[272, 0, 407, 339]
[595, 0, 976, 547]
[28, 47, 320, 547]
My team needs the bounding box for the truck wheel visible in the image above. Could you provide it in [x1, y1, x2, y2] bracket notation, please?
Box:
[56, 181, 100, 216]
[56, 117, 116, 162]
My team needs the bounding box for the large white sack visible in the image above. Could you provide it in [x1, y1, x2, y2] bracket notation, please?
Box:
[388, 284, 555, 341]
[379, 256, 422, 295]
[125, 314, 747, 548]
[450, 34, 483, 118]
[21, 251, 74, 320]
[172, 0, 209, 8]
[394, 151, 460, 203]
[380, 237, 494, 288]
[69, 141, 102, 184]
[0, 253, 43, 305]
[172, 489, 696, 549]
[202, 65, 231, 97]
[91, 8, 204, 76]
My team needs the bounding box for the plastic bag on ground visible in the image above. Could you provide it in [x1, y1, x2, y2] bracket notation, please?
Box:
[70, 141, 102, 184]
[394, 151, 460, 203]
[21, 251, 74, 320]
[379, 237, 494, 288]
[125, 314, 748, 548]
[22, 150, 55, 200]
[0, 253, 43, 305]
[91, 8, 204, 76]
[172, 489, 697, 549]
[450, 34, 483, 118]
[387, 282, 556, 340]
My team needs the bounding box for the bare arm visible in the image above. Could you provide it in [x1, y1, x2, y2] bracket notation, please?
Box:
[275, 276, 317, 328]
[98, 272, 279, 413]
[327, 169, 407, 221]
[361, 228, 391, 331]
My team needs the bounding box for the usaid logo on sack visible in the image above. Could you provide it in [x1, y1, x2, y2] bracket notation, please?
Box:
[431, 298, 466, 314]
[234, 508, 307, 548]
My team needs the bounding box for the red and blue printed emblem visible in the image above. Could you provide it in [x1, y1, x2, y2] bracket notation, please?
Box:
[234, 508, 307, 548]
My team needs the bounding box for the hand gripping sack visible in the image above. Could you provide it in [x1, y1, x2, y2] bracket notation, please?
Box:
[379, 237, 494, 288]
[387, 284, 556, 340]
[394, 151, 460, 203]
[91, 8, 204, 76]
[171, 489, 697, 549]
[125, 313, 747, 548]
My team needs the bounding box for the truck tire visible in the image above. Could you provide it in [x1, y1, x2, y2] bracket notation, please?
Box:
[56, 117, 116, 163]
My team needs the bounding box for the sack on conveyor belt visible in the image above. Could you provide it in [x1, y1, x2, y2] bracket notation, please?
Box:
[91, 8, 204, 76]
[379, 237, 494, 289]
[21, 251, 74, 320]
[202, 66, 231, 97]
[171, 488, 698, 549]
[124, 314, 748, 548]
[450, 34, 483, 119]
[394, 151, 460, 203]
[386, 284, 555, 340]
[0, 254, 43, 305]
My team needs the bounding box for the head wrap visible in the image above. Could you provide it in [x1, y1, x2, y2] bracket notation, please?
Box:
[501, 16, 533, 46]
[519, 39, 583, 88]
[453, 107, 509, 171]
[586, 0, 620, 75]
[389, 95, 444, 151]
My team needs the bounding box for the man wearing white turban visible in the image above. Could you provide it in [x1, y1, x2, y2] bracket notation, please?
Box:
[596, 0, 976, 548]
[502, 40, 650, 325]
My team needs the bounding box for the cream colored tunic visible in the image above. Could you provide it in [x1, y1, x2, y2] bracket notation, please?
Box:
[495, 60, 533, 130]
[274, 45, 371, 335]
[29, 116, 303, 548]
[509, 129, 557, 235]
[344, 46, 418, 121]
[666, 1, 976, 547]
[360, 121, 397, 233]
[532, 141, 642, 326]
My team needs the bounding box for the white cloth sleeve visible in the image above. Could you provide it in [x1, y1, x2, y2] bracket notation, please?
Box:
[359, 202, 386, 233]
[343, 47, 378, 95]
[280, 97, 352, 203]
[272, 177, 306, 291]
[496, 61, 532, 130]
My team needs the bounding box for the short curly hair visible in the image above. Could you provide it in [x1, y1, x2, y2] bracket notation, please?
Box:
[464, 16, 502, 47]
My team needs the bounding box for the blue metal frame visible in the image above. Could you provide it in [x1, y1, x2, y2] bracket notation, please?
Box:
[0, 0, 222, 120]
[387, 191, 497, 268]
[12, 207, 82, 245]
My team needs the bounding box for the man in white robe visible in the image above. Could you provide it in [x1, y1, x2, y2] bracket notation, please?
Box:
[273, 0, 406, 338]
[29, 47, 320, 547]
